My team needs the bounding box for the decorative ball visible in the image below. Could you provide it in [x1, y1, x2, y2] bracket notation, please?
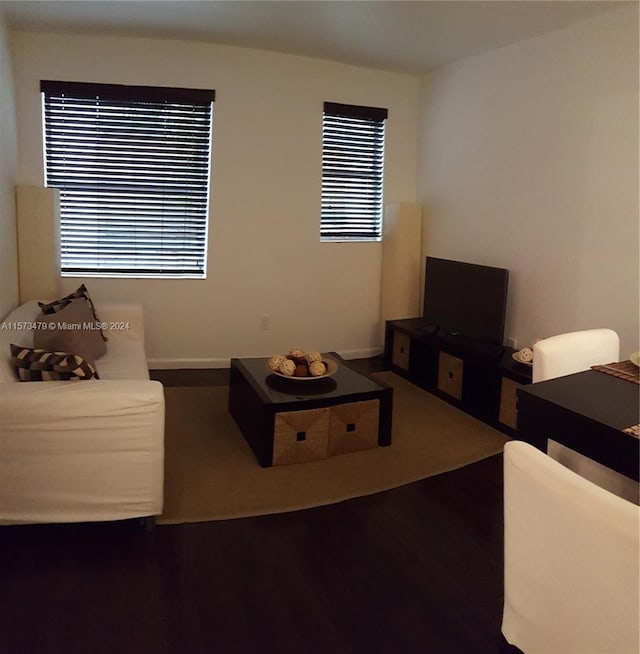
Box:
[306, 352, 322, 364]
[309, 361, 326, 377]
[279, 359, 296, 376]
[294, 364, 308, 377]
[267, 354, 287, 372]
[289, 346, 305, 359]
[518, 347, 533, 363]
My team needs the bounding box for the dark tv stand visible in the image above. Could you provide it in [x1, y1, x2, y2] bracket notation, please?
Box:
[384, 318, 532, 434]
[418, 323, 438, 336]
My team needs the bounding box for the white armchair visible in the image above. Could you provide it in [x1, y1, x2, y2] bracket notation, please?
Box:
[502, 441, 639, 654]
[532, 328, 619, 383]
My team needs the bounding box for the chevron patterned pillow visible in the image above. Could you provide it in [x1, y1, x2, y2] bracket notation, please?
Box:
[10, 344, 100, 381]
[38, 284, 107, 342]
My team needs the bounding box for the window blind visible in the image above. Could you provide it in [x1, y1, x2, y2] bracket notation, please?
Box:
[321, 102, 388, 241]
[41, 81, 215, 277]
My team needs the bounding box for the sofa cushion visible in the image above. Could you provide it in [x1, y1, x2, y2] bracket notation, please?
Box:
[94, 334, 149, 380]
[38, 284, 107, 342]
[10, 344, 99, 381]
[33, 298, 107, 364]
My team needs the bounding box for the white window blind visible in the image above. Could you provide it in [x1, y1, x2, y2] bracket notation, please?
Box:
[41, 81, 214, 277]
[321, 102, 388, 241]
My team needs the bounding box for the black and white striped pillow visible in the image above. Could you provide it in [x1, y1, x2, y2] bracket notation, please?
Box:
[10, 344, 99, 381]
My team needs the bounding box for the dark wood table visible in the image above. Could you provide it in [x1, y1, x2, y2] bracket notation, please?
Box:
[516, 369, 639, 481]
[228, 353, 393, 467]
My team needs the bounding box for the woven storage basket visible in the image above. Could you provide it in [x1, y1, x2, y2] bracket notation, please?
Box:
[272, 408, 329, 466]
[328, 400, 379, 456]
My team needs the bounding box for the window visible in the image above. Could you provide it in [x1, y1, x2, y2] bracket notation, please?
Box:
[41, 81, 214, 278]
[321, 102, 388, 241]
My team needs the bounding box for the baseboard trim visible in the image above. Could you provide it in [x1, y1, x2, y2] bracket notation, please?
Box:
[149, 358, 230, 370]
[148, 348, 383, 371]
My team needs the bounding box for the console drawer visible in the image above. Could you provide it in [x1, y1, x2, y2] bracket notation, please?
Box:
[499, 377, 519, 429]
[392, 330, 411, 370]
[437, 352, 463, 400]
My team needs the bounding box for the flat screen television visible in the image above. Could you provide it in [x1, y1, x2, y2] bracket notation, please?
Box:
[422, 257, 509, 348]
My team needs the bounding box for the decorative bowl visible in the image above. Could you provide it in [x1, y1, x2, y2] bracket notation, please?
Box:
[512, 349, 533, 366]
[266, 358, 338, 381]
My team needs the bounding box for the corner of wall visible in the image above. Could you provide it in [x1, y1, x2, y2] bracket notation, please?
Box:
[0, 12, 20, 318]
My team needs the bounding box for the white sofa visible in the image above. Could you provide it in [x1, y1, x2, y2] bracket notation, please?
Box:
[0, 300, 164, 525]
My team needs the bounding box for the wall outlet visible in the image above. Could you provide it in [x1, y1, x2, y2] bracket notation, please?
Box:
[506, 336, 517, 349]
[260, 315, 271, 331]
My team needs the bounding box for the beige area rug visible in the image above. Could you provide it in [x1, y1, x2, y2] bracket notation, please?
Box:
[158, 372, 509, 524]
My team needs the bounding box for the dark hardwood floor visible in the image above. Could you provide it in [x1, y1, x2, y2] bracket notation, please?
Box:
[0, 357, 507, 654]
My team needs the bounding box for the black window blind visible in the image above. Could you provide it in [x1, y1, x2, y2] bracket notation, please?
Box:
[321, 102, 387, 240]
[41, 81, 215, 277]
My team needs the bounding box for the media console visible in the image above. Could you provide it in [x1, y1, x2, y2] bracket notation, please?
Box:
[384, 318, 532, 435]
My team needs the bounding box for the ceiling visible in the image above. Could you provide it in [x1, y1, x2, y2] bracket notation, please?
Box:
[0, 1, 631, 74]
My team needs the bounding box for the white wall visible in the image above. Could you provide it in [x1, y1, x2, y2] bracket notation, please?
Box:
[418, 6, 639, 356]
[0, 13, 18, 319]
[11, 32, 420, 366]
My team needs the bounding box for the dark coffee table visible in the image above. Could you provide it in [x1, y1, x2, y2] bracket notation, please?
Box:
[228, 353, 393, 467]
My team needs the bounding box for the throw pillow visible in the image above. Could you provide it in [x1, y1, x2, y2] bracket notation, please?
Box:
[10, 344, 100, 381]
[38, 284, 107, 342]
[33, 298, 107, 364]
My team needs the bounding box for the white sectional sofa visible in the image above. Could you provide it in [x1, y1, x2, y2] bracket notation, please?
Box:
[0, 299, 164, 525]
